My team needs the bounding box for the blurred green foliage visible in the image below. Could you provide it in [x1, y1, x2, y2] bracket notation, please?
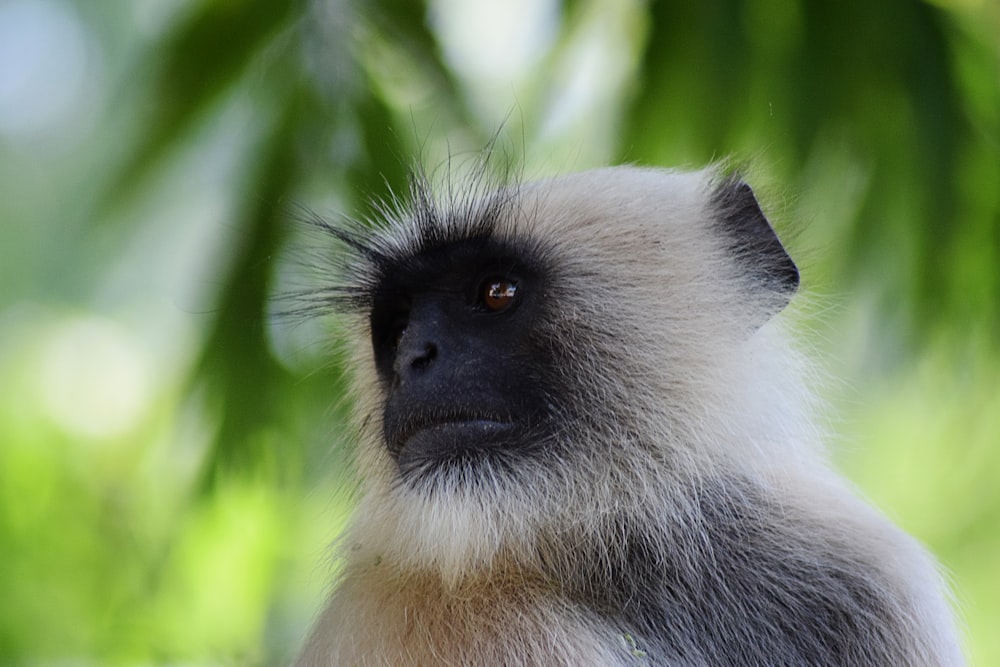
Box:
[0, 0, 997, 663]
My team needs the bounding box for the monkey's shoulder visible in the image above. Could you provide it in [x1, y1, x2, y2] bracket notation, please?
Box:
[591, 479, 951, 666]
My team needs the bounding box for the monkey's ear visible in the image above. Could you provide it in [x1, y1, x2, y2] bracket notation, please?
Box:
[711, 177, 799, 320]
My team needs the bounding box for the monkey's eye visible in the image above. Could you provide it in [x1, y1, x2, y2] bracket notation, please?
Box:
[480, 277, 519, 312]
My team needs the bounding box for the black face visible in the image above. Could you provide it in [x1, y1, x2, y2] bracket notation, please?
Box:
[369, 238, 555, 481]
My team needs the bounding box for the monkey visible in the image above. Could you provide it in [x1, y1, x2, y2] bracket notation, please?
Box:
[294, 164, 964, 666]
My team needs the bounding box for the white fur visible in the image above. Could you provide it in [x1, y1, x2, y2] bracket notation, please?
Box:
[297, 166, 964, 666]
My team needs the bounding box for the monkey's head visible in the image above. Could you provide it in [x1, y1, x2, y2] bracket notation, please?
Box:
[328, 166, 801, 578]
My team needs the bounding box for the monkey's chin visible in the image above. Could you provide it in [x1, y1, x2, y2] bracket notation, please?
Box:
[396, 419, 519, 476]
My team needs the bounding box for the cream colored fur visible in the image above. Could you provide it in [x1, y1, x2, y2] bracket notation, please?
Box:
[296, 166, 964, 666]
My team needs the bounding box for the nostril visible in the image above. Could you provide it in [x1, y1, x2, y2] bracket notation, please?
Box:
[394, 337, 438, 378]
[411, 342, 436, 370]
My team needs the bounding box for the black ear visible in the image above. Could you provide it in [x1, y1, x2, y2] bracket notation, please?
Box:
[711, 176, 799, 317]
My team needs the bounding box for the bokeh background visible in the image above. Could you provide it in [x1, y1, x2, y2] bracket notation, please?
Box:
[1, 0, 997, 664]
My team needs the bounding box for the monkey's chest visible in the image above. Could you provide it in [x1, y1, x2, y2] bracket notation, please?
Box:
[325, 565, 647, 666]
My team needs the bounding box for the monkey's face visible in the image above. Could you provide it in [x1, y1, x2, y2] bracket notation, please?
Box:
[369, 237, 559, 483]
[338, 167, 797, 512]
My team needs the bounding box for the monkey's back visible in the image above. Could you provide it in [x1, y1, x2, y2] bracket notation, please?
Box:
[578, 472, 961, 666]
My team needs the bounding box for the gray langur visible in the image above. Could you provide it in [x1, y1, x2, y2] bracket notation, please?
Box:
[295, 165, 964, 666]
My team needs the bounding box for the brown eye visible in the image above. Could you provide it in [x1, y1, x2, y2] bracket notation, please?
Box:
[482, 278, 519, 312]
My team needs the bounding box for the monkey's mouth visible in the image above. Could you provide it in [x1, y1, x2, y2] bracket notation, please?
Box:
[387, 412, 519, 461]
